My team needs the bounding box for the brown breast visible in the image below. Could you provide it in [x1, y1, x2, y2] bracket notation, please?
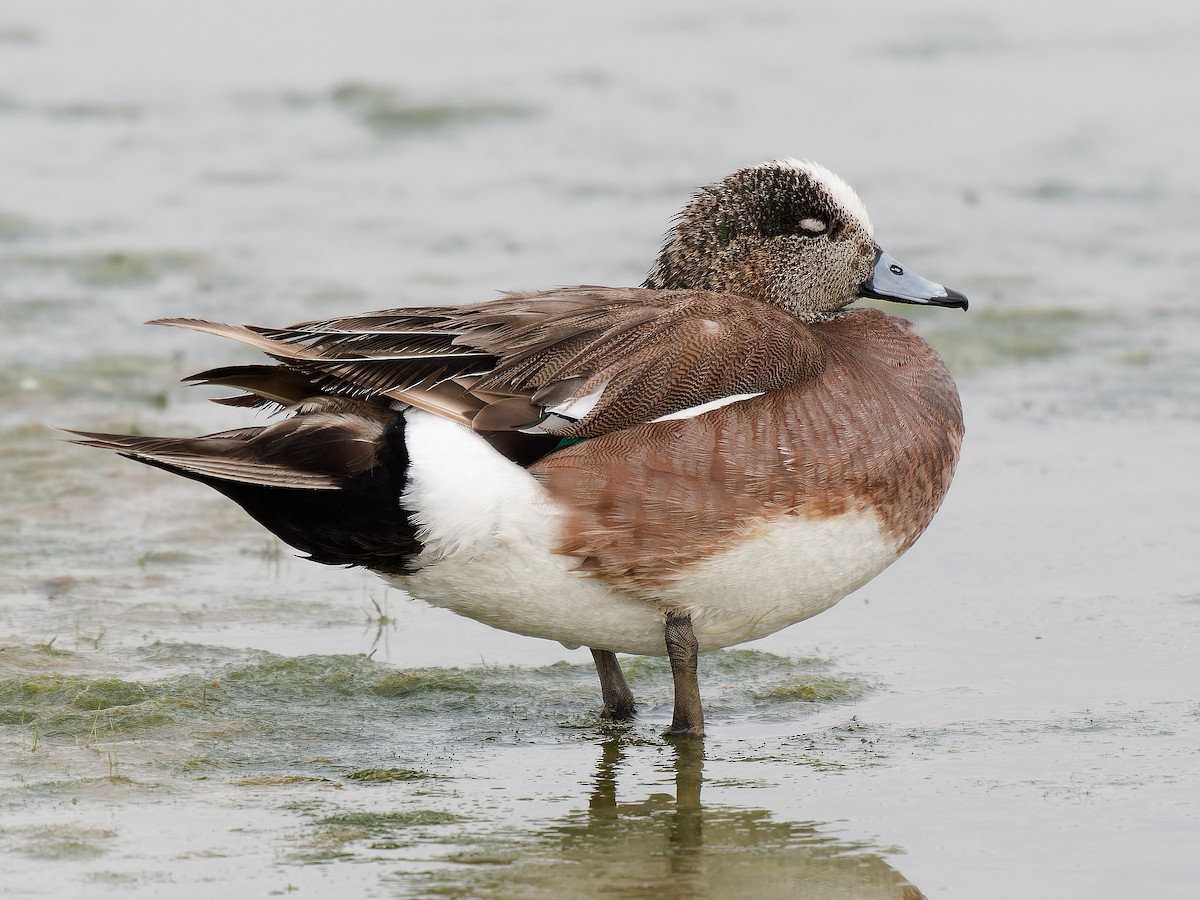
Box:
[531, 307, 964, 589]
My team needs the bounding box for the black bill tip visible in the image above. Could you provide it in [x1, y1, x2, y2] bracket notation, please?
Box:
[942, 287, 969, 311]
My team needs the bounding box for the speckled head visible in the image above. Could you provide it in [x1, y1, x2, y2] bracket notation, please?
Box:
[644, 159, 967, 320]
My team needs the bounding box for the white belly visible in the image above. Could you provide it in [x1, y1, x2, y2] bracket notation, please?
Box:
[390, 412, 903, 656]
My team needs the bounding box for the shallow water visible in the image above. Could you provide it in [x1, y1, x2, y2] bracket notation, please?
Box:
[2, 2, 1198, 897]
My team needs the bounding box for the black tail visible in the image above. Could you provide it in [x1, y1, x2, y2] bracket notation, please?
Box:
[69, 399, 423, 575]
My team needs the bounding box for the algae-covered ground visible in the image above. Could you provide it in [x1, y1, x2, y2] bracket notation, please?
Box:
[2, 2, 1198, 898]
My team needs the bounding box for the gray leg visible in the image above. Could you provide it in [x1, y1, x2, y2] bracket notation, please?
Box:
[590, 648, 637, 721]
[664, 613, 704, 738]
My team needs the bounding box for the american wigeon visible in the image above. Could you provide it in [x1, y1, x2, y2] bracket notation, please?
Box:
[73, 159, 967, 737]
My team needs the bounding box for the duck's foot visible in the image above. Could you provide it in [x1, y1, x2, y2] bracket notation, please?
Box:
[590, 648, 637, 721]
[663, 613, 704, 739]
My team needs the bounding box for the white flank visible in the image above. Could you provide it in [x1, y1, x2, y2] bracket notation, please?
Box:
[400, 412, 543, 560]
[651, 392, 765, 422]
[395, 411, 665, 650]
[391, 411, 905, 656]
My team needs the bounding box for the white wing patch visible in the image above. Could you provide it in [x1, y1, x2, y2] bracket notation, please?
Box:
[651, 392, 765, 423]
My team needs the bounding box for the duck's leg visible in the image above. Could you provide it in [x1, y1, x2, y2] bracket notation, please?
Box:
[590, 648, 637, 721]
[664, 613, 704, 738]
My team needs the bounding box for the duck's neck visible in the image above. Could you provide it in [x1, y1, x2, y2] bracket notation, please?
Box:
[645, 246, 816, 322]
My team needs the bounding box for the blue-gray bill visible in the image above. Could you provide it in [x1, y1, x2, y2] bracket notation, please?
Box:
[861, 248, 969, 310]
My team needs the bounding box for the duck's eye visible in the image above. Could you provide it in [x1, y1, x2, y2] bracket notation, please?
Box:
[798, 217, 827, 234]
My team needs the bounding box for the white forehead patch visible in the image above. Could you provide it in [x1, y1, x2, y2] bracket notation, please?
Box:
[766, 158, 874, 238]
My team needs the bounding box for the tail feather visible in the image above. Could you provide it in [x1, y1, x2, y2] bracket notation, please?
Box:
[68, 401, 423, 575]
[185, 365, 321, 410]
[67, 430, 341, 489]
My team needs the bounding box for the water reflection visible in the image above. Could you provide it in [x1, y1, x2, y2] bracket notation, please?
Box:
[420, 736, 926, 899]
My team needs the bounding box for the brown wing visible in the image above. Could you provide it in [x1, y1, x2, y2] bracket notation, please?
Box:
[532, 308, 965, 590]
[156, 287, 827, 441]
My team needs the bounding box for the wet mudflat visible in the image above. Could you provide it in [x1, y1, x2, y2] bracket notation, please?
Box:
[2, 2, 1198, 897]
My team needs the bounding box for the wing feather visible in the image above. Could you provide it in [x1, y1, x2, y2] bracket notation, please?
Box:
[151, 288, 826, 440]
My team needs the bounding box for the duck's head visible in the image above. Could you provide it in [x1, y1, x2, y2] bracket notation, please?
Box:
[643, 159, 968, 320]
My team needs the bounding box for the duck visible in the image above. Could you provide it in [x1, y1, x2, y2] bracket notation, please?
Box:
[72, 159, 967, 738]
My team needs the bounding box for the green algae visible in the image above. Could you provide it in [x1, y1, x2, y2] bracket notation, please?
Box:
[234, 774, 332, 787]
[46, 101, 142, 121]
[706, 648, 835, 674]
[620, 649, 834, 684]
[345, 768, 441, 783]
[0, 25, 38, 45]
[914, 306, 1088, 372]
[758, 676, 868, 704]
[1, 673, 147, 709]
[0, 672, 207, 738]
[372, 670, 480, 697]
[18, 825, 116, 860]
[6, 250, 209, 288]
[137, 550, 203, 567]
[619, 649, 855, 712]
[315, 810, 464, 829]
[66, 250, 208, 287]
[327, 81, 532, 137]
[70, 678, 155, 711]
[301, 810, 468, 860]
[221, 654, 383, 698]
[1117, 349, 1156, 366]
[0, 353, 180, 426]
[0, 208, 36, 240]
